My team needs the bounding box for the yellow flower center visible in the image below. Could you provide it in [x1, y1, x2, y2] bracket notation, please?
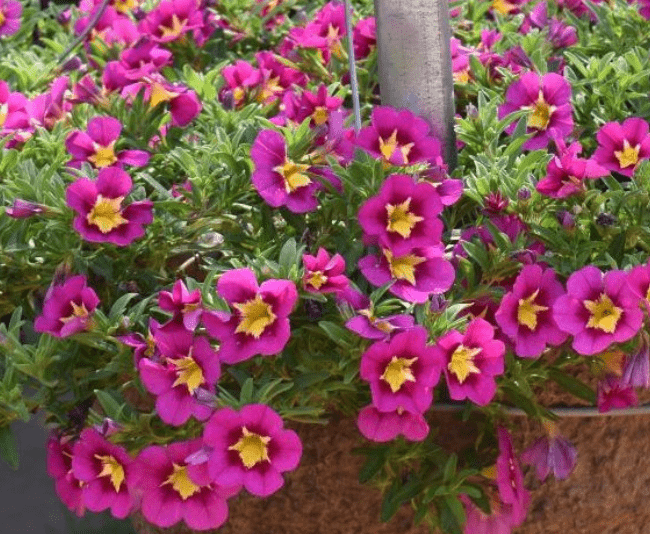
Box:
[160, 14, 187, 39]
[385, 198, 424, 238]
[646, 286, 650, 303]
[256, 76, 283, 103]
[95, 454, 125, 492]
[0, 103, 7, 128]
[448, 344, 482, 384]
[383, 249, 426, 285]
[273, 159, 311, 193]
[234, 295, 277, 338]
[614, 139, 640, 169]
[378, 130, 414, 164]
[381, 356, 418, 393]
[150, 82, 178, 108]
[453, 69, 471, 84]
[312, 106, 329, 126]
[492, 0, 516, 14]
[228, 427, 271, 469]
[306, 271, 328, 290]
[87, 195, 128, 234]
[516, 289, 549, 331]
[327, 24, 345, 60]
[88, 141, 118, 168]
[527, 92, 556, 131]
[60, 301, 90, 324]
[584, 293, 623, 333]
[162, 463, 201, 500]
[113, 0, 137, 14]
[171, 355, 204, 394]
[233, 86, 245, 103]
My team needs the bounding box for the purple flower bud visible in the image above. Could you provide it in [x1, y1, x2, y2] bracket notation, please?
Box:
[517, 187, 531, 200]
[557, 209, 575, 229]
[94, 418, 122, 437]
[60, 56, 83, 73]
[621, 334, 650, 389]
[521, 427, 577, 481]
[596, 213, 617, 226]
[484, 191, 509, 213]
[5, 199, 46, 219]
[429, 294, 448, 313]
[184, 444, 213, 466]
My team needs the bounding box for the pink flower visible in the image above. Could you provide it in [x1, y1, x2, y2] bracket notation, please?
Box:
[302, 248, 348, 294]
[495, 265, 568, 358]
[553, 266, 643, 355]
[47, 436, 85, 517]
[273, 85, 344, 129]
[345, 310, 415, 340]
[460, 494, 518, 534]
[356, 106, 442, 166]
[139, 322, 220, 426]
[252, 51, 308, 105]
[139, 0, 203, 43]
[34, 275, 100, 338]
[0, 0, 21, 36]
[134, 439, 240, 530]
[285, 1, 347, 63]
[66, 167, 154, 246]
[498, 72, 573, 150]
[202, 268, 297, 364]
[0, 80, 29, 141]
[353, 16, 376, 59]
[358, 174, 444, 255]
[118, 40, 173, 80]
[360, 327, 443, 414]
[434, 318, 505, 406]
[496, 427, 529, 526]
[118, 318, 161, 365]
[592, 118, 650, 177]
[27, 76, 71, 130]
[520, 422, 577, 481]
[66, 116, 150, 169]
[5, 199, 46, 218]
[220, 60, 260, 108]
[597, 374, 638, 412]
[159, 279, 203, 331]
[356, 405, 429, 443]
[71, 428, 135, 519]
[358, 246, 455, 304]
[200, 404, 302, 497]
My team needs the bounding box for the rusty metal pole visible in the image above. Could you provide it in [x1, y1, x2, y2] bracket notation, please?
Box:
[374, 0, 457, 170]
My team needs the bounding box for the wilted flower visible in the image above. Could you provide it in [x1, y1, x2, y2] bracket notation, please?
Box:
[496, 427, 529, 526]
[520, 422, 577, 481]
[356, 405, 429, 443]
[597, 374, 638, 412]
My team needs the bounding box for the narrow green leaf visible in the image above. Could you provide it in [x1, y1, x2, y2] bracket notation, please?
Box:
[0, 425, 18, 470]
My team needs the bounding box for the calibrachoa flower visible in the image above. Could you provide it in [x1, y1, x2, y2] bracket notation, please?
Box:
[345, 308, 415, 340]
[302, 248, 348, 294]
[200, 404, 302, 497]
[159, 279, 203, 331]
[71, 428, 135, 519]
[250, 129, 322, 213]
[498, 72, 573, 150]
[356, 405, 429, 443]
[592, 117, 650, 177]
[496, 427, 529, 526]
[553, 266, 643, 356]
[359, 327, 442, 414]
[139, 322, 220, 426]
[627, 259, 650, 310]
[433, 318, 505, 406]
[134, 439, 240, 531]
[460, 493, 519, 534]
[0, 0, 21, 36]
[139, 0, 203, 43]
[597, 374, 638, 412]
[202, 268, 297, 364]
[118, 318, 161, 365]
[520, 422, 577, 481]
[5, 199, 46, 218]
[47, 436, 85, 517]
[495, 265, 568, 358]
[355, 106, 442, 166]
[66, 167, 154, 246]
[0, 80, 29, 135]
[66, 116, 150, 169]
[358, 174, 444, 255]
[359, 246, 455, 304]
[34, 275, 100, 338]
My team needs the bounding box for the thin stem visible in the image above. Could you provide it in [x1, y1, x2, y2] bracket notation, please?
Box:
[343, 0, 361, 133]
[57, 0, 111, 65]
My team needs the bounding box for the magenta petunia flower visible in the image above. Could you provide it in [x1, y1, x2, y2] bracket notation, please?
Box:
[536, 139, 608, 198]
[250, 129, 322, 213]
[220, 60, 261, 108]
[0, 0, 21, 36]
[592, 117, 650, 177]
[252, 51, 308, 105]
[353, 16, 376, 59]
[302, 248, 348, 294]
[433, 318, 505, 406]
[47, 436, 86, 517]
[459, 494, 519, 534]
[200, 404, 302, 497]
[159, 279, 203, 331]
[496, 426, 529, 526]
[71, 428, 135, 519]
[66, 116, 150, 169]
[202, 268, 297, 364]
[27, 76, 71, 130]
[627, 260, 650, 311]
[358, 246, 455, 304]
[285, 1, 346, 64]
[597, 374, 638, 412]
[346, 309, 415, 341]
[118, 40, 173, 81]
[139, 322, 220, 426]
[358, 174, 444, 255]
[498, 72, 573, 150]
[66, 167, 154, 246]
[34, 275, 100, 338]
[0, 80, 29, 136]
[118, 318, 161, 365]
[139, 0, 204, 43]
[356, 106, 442, 166]
[495, 265, 568, 358]
[553, 266, 643, 356]
[356, 405, 429, 443]
[360, 327, 443, 414]
[273, 85, 344, 129]
[520, 422, 577, 481]
[134, 439, 240, 531]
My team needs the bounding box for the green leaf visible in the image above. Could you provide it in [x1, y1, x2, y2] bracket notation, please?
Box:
[438, 495, 465, 534]
[443, 453, 458, 483]
[358, 445, 389, 483]
[548, 368, 596, 404]
[240, 378, 255, 404]
[94, 390, 122, 420]
[278, 238, 298, 273]
[108, 293, 139, 321]
[0, 425, 19, 470]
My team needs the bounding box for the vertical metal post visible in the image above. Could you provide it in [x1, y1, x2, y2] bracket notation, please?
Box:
[374, 0, 457, 170]
[343, 0, 362, 133]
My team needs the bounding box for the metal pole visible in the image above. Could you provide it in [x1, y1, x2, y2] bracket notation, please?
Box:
[343, 0, 362, 133]
[374, 0, 457, 170]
